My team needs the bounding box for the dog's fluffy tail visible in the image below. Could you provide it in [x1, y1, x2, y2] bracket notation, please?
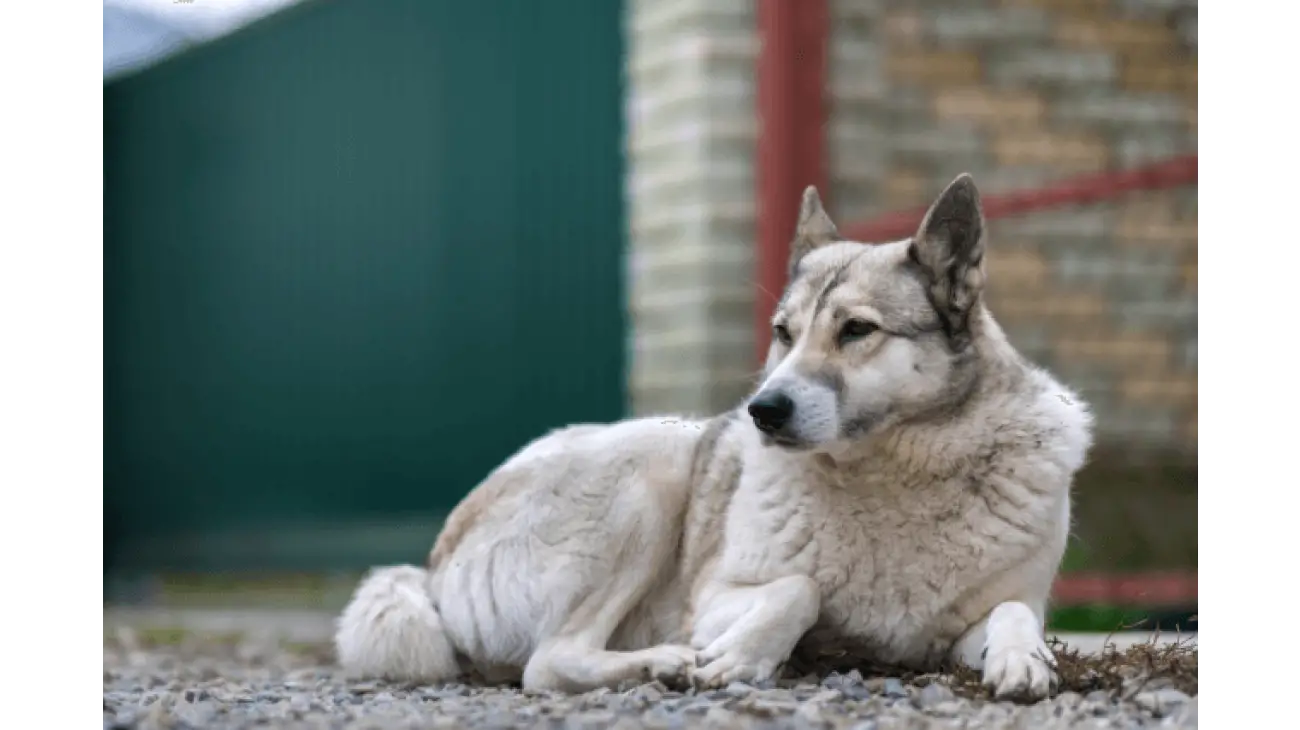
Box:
[334, 565, 460, 683]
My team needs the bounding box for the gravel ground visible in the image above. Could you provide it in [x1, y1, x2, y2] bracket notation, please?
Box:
[101, 608, 1197, 657]
[103, 634, 1197, 730]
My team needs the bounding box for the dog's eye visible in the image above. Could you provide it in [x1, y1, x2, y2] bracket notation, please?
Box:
[838, 318, 879, 346]
[772, 324, 793, 347]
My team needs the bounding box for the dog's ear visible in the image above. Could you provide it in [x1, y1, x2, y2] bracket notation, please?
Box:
[788, 186, 840, 275]
[907, 173, 987, 342]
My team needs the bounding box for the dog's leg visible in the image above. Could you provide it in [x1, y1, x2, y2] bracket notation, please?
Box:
[689, 575, 820, 687]
[952, 600, 1057, 700]
[522, 564, 695, 693]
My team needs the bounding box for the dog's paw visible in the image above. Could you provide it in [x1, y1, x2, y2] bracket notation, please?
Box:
[981, 638, 1057, 701]
[691, 650, 781, 689]
[638, 644, 697, 684]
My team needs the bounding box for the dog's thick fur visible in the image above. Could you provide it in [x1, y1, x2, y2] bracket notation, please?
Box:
[335, 175, 1093, 700]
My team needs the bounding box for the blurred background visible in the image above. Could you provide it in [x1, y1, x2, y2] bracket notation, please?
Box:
[103, 0, 1196, 634]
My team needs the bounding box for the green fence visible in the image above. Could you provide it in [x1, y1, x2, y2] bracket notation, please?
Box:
[104, 0, 626, 573]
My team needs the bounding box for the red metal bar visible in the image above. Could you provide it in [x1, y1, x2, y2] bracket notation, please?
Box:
[842, 155, 1199, 243]
[754, 0, 829, 362]
[1052, 571, 1198, 607]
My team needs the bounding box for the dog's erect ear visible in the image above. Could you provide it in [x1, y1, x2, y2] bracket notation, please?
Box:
[908, 173, 987, 341]
[788, 186, 840, 275]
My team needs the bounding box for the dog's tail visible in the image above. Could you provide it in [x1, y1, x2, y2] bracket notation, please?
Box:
[334, 565, 460, 683]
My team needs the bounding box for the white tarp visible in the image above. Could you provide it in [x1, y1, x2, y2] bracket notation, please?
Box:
[104, 0, 304, 81]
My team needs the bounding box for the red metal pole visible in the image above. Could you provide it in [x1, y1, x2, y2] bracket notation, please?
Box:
[1052, 571, 1198, 607]
[754, 0, 829, 364]
[842, 155, 1199, 243]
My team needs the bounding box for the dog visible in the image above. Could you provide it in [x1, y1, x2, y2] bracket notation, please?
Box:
[334, 174, 1093, 701]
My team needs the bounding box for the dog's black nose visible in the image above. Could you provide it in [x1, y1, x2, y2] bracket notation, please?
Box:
[748, 391, 795, 433]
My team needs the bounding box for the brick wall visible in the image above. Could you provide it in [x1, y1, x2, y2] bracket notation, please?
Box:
[627, 0, 1197, 455]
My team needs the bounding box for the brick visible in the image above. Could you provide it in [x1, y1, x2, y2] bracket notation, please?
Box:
[1054, 334, 1172, 372]
[706, 376, 756, 415]
[1106, 408, 1179, 445]
[879, 166, 929, 211]
[829, 0, 885, 24]
[831, 182, 883, 225]
[1114, 131, 1194, 169]
[1114, 0, 1199, 19]
[630, 379, 710, 417]
[932, 8, 1051, 46]
[1120, 374, 1196, 408]
[631, 266, 751, 312]
[630, 202, 753, 242]
[882, 8, 925, 47]
[1038, 360, 1116, 399]
[1001, 324, 1054, 361]
[630, 0, 754, 37]
[972, 166, 1068, 197]
[1114, 299, 1197, 332]
[631, 164, 753, 213]
[888, 125, 988, 169]
[1054, 16, 1178, 54]
[1183, 411, 1196, 447]
[1116, 220, 1197, 249]
[1115, 192, 1175, 226]
[993, 130, 1109, 169]
[887, 49, 983, 87]
[877, 88, 938, 128]
[1106, 283, 1181, 312]
[1178, 338, 1197, 371]
[1000, 205, 1113, 240]
[1177, 14, 1197, 48]
[828, 52, 887, 104]
[988, 49, 1115, 88]
[986, 248, 1051, 291]
[632, 343, 710, 385]
[1182, 256, 1196, 291]
[1051, 249, 1180, 292]
[1115, 196, 1197, 248]
[1173, 187, 1197, 219]
[992, 292, 1109, 324]
[933, 87, 1045, 127]
[1054, 91, 1186, 127]
[828, 122, 887, 179]
[1075, 392, 1123, 424]
[1122, 59, 1197, 94]
[1001, 0, 1115, 14]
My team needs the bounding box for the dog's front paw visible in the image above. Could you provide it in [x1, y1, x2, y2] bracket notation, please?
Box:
[981, 638, 1057, 701]
[691, 649, 781, 689]
[639, 644, 697, 684]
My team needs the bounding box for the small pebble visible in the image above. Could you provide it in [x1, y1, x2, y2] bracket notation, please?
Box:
[1135, 688, 1191, 717]
[882, 678, 908, 698]
[724, 681, 754, 698]
[916, 682, 954, 707]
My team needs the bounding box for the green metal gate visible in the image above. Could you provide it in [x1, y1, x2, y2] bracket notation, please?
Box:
[104, 0, 626, 572]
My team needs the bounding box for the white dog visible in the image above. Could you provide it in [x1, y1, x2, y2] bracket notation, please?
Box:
[335, 174, 1093, 700]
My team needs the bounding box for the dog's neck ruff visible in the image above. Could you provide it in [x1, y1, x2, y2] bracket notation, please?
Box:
[804, 340, 1035, 481]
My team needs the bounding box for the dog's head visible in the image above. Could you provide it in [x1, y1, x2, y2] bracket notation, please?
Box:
[749, 174, 990, 451]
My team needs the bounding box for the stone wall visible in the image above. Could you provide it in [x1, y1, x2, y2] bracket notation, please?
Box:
[625, 0, 759, 417]
[626, 0, 1197, 454]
